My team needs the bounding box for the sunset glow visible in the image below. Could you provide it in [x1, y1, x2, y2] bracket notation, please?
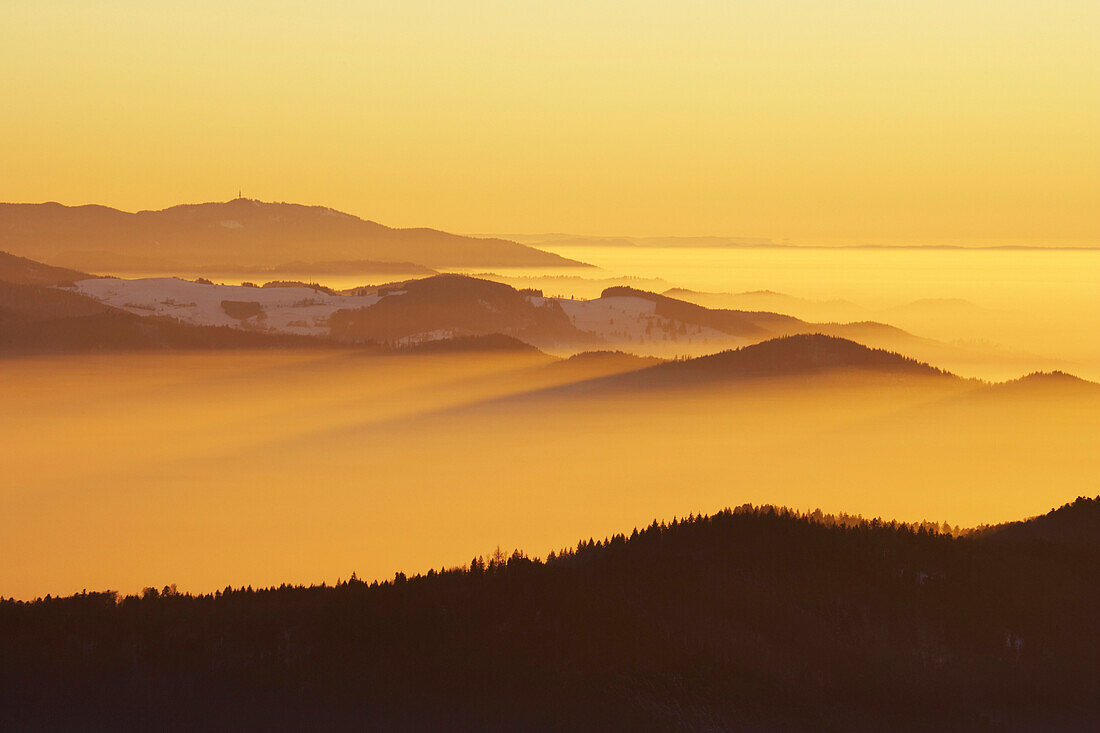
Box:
[3, 2, 1099, 729]
[3, 0, 1098, 244]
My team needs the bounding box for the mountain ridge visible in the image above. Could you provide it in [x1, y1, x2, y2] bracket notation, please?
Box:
[0, 199, 589, 271]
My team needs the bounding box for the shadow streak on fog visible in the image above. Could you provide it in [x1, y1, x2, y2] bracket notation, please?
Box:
[2, 348, 1098, 600]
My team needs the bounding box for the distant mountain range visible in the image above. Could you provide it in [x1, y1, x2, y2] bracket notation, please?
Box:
[0, 199, 589, 272]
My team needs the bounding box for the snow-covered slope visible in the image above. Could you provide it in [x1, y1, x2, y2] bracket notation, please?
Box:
[73, 278, 381, 336]
[71, 276, 746, 352]
[532, 295, 736, 352]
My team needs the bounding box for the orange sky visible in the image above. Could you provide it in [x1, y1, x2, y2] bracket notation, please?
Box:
[2, 1, 1097, 244]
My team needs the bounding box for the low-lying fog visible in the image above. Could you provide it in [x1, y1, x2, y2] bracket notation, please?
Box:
[3, 348, 1097, 600]
[105, 244, 1100, 381]
[533, 245, 1100, 380]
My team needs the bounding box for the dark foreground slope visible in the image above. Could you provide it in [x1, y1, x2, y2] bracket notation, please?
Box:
[3, 501, 1098, 731]
[976, 496, 1100, 547]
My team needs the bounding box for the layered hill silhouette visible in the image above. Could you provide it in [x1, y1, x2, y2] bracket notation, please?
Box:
[662, 286, 864, 321]
[0, 250, 1071, 384]
[326, 280, 944, 359]
[3, 499, 1097, 730]
[329, 274, 603, 349]
[602, 286, 956, 354]
[10, 245, 973, 363]
[601, 285, 1043, 374]
[0, 199, 588, 271]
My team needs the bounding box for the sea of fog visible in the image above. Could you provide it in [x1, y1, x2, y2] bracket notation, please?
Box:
[108, 245, 1100, 378]
[4, 348, 1099, 600]
[5, 245, 1099, 598]
[533, 244, 1100, 308]
[498, 245, 1100, 378]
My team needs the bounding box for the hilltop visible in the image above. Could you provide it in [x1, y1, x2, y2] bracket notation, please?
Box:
[329, 274, 603, 349]
[392, 332, 549, 356]
[579, 333, 953, 392]
[976, 496, 1100, 546]
[991, 370, 1100, 393]
[0, 250, 90, 286]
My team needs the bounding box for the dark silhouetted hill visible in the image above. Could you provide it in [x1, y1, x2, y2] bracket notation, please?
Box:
[2, 500, 1098, 730]
[590, 333, 953, 391]
[0, 199, 588, 271]
[330, 274, 603, 349]
[0, 250, 90, 286]
[975, 496, 1100, 547]
[932, 371, 1100, 411]
[556, 350, 663, 369]
[393, 333, 549, 357]
[993, 371, 1100, 394]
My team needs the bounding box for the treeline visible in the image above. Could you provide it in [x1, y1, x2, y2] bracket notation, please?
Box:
[2, 502, 1098, 730]
[328, 274, 599, 349]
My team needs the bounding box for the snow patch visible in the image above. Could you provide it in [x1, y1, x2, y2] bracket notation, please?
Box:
[533, 294, 737, 354]
[71, 277, 380, 337]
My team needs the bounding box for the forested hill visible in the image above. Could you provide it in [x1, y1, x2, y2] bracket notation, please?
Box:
[0, 281, 328, 354]
[2, 500, 1098, 731]
[975, 495, 1100, 546]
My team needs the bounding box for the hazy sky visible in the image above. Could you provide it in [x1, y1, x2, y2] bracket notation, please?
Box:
[3, 1, 1097, 243]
